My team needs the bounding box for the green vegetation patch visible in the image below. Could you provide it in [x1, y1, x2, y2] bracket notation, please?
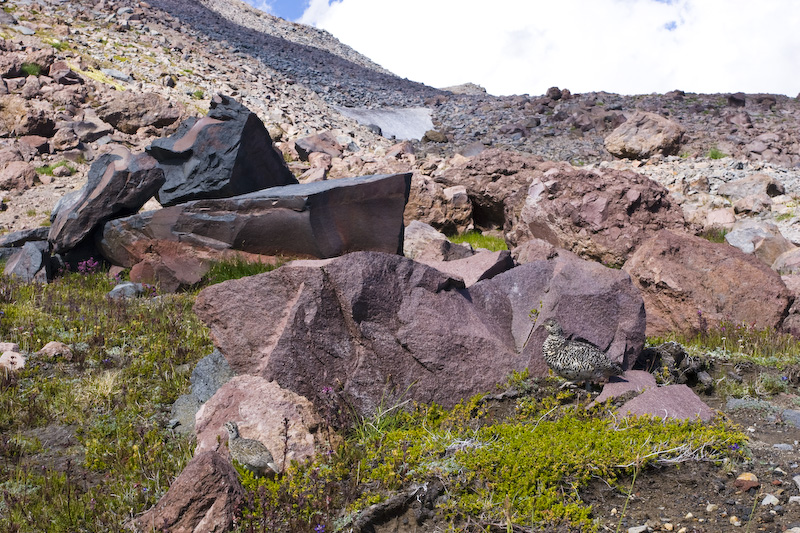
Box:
[35, 160, 76, 176]
[198, 255, 282, 287]
[707, 146, 727, 159]
[237, 387, 746, 532]
[20, 62, 41, 77]
[448, 230, 508, 252]
[652, 319, 800, 369]
[0, 270, 211, 530]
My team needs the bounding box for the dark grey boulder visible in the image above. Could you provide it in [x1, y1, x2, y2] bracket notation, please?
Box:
[3, 241, 49, 282]
[99, 172, 412, 266]
[147, 94, 297, 206]
[169, 350, 236, 434]
[48, 147, 165, 255]
[0, 227, 49, 248]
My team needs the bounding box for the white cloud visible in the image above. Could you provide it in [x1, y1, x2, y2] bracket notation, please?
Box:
[299, 0, 800, 97]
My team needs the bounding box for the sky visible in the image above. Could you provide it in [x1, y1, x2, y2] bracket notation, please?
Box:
[245, 0, 800, 97]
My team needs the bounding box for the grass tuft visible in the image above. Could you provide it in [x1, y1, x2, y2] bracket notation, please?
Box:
[448, 230, 508, 252]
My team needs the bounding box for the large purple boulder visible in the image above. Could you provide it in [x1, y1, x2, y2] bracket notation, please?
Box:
[98, 172, 412, 265]
[48, 146, 165, 255]
[193, 251, 645, 416]
[147, 94, 297, 206]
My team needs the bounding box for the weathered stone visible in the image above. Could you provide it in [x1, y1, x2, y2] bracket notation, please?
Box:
[404, 175, 473, 235]
[724, 220, 796, 267]
[414, 239, 475, 262]
[195, 375, 324, 468]
[0, 161, 36, 190]
[48, 61, 83, 85]
[623, 230, 791, 337]
[99, 173, 412, 265]
[37, 341, 73, 361]
[294, 131, 343, 160]
[170, 349, 235, 434]
[147, 95, 297, 206]
[718, 173, 784, 200]
[72, 108, 113, 143]
[592, 370, 657, 406]
[49, 147, 165, 254]
[422, 129, 447, 143]
[416, 250, 514, 287]
[510, 238, 562, 264]
[19, 135, 48, 155]
[107, 282, 149, 300]
[50, 127, 79, 151]
[131, 451, 243, 533]
[0, 351, 25, 372]
[437, 149, 545, 231]
[620, 384, 715, 422]
[96, 92, 181, 134]
[403, 220, 469, 260]
[604, 111, 685, 159]
[508, 164, 686, 266]
[3, 241, 48, 282]
[774, 249, 800, 276]
[0, 227, 49, 248]
[193, 251, 644, 415]
[0, 95, 56, 137]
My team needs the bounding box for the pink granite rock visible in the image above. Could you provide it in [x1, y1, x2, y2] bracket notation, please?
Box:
[621, 384, 716, 422]
[195, 375, 324, 469]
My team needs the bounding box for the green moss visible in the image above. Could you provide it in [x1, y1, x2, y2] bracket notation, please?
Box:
[191, 89, 205, 100]
[234, 390, 746, 532]
[448, 230, 508, 252]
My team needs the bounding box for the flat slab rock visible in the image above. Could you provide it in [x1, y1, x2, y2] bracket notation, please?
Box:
[620, 384, 716, 422]
[99, 172, 412, 264]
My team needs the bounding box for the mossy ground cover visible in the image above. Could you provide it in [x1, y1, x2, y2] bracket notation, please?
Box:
[236, 378, 747, 532]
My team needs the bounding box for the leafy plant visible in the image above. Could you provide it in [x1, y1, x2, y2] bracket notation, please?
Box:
[449, 230, 508, 251]
[191, 89, 205, 100]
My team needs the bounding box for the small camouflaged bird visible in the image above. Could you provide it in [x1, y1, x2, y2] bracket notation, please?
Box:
[541, 317, 623, 385]
[224, 421, 280, 477]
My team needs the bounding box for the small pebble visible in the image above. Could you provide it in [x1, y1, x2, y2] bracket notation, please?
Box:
[684, 512, 693, 519]
[789, 496, 800, 505]
[794, 475, 800, 491]
[678, 528, 688, 533]
[762, 493, 779, 506]
[773, 443, 795, 452]
[734, 472, 760, 491]
[706, 503, 719, 513]
[628, 526, 648, 533]
[774, 467, 788, 475]
[663, 523, 674, 531]
[729, 515, 742, 526]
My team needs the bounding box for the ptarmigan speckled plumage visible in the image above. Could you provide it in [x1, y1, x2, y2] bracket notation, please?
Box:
[224, 421, 280, 476]
[541, 317, 623, 383]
